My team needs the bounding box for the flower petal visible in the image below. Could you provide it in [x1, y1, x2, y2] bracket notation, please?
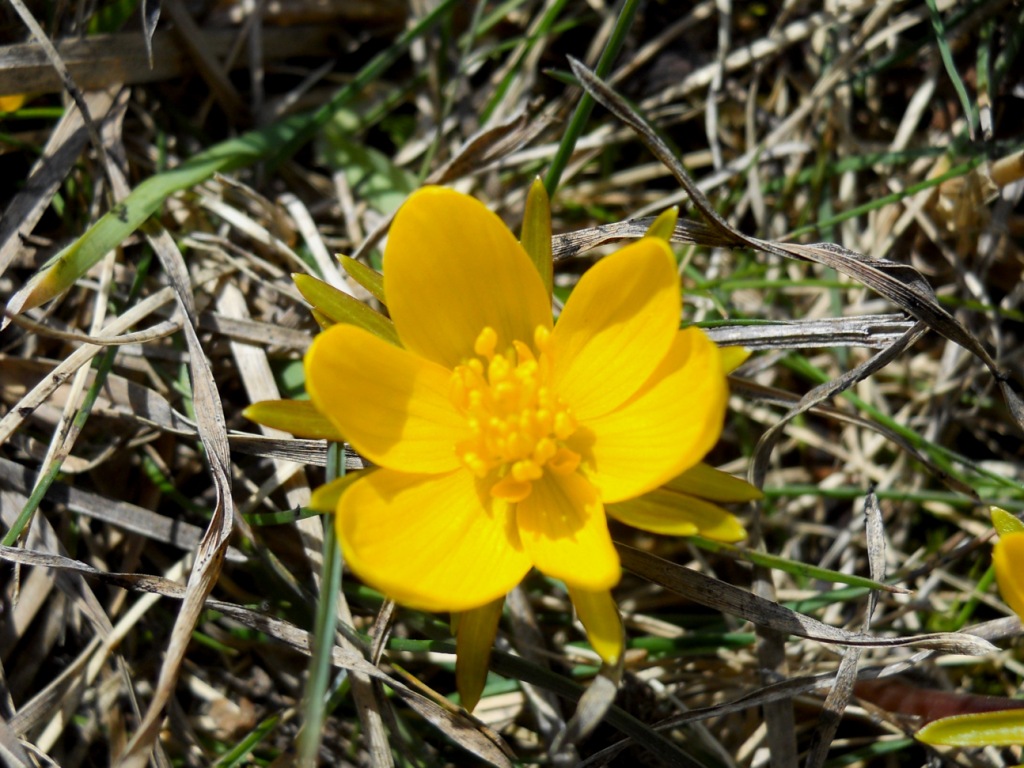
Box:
[719, 346, 750, 374]
[574, 327, 727, 503]
[309, 472, 364, 513]
[994, 531, 1024, 621]
[516, 472, 619, 591]
[337, 469, 531, 612]
[552, 238, 680, 420]
[243, 399, 344, 441]
[305, 323, 468, 473]
[607, 489, 746, 542]
[455, 597, 504, 712]
[667, 463, 762, 503]
[384, 187, 551, 369]
[567, 586, 623, 665]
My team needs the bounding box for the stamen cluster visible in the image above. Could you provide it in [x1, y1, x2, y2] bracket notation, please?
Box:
[450, 326, 580, 501]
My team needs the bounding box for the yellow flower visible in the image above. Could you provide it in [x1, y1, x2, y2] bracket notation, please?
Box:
[248, 186, 754, 706]
[0, 94, 28, 112]
[992, 511, 1024, 621]
[916, 509, 1024, 747]
[301, 187, 733, 656]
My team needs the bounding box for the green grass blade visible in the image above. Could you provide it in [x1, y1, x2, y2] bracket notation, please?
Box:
[788, 155, 987, 240]
[213, 714, 281, 766]
[925, 0, 976, 138]
[689, 536, 904, 593]
[298, 442, 345, 766]
[542, 0, 641, 197]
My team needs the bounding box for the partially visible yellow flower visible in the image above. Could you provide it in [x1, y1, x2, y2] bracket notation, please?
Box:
[917, 508, 1024, 747]
[992, 508, 1024, 621]
[307, 187, 729, 629]
[0, 94, 27, 112]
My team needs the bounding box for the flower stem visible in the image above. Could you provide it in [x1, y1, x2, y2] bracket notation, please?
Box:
[297, 442, 345, 766]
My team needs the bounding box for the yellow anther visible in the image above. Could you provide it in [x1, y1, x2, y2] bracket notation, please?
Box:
[474, 326, 498, 358]
[488, 355, 510, 382]
[554, 411, 575, 440]
[533, 438, 557, 464]
[511, 460, 543, 483]
[462, 452, 489, 477]
[513, 340, 535, 365]
[534, 325, 551, 351]
[452, 324, 579, 498]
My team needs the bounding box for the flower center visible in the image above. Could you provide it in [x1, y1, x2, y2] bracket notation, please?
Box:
[450, 325, 580, 502]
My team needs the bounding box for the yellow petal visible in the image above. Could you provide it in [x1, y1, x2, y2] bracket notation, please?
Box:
[917, 709, 1024, 746]
[337, 469, 531, 612]
[718, 346, 750, 373]
[309, 472, 364, 513]
[516, 473, 619, 591]
[552, 238, 680, 420]
[643, 207, 678, 242]
[994, 531, 1024, 621]
[667, 463, 762, 503]
[574, 327, 727, 504]
[243, 399, 344, 441]
[455, 598, 504, 712]
[0, 94, 27, 112]
[607, 489, 746, 542]
[384, 187, 551, 369]
[305, 323, 468, 473]
[567, 586, 623, 665]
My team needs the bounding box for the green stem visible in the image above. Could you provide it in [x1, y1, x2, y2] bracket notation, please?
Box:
[543, 0, 641, 197]
[297, 442, 345, 766]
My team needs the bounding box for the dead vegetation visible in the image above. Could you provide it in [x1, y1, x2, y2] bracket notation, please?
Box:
[1, 0, 1023, 766]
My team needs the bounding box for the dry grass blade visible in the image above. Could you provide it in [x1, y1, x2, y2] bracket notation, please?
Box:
[552, 216, 742, 259]
[550, 668, 624, 768]
[618, 545, 996, 655]
[428, 109, 548, 185]
[0, 28, 338, 95]
[116, 227, 236, 768]
[0, 713, 33, 767]
[163, 0, 248, 122]
[803, 493, 886, 768]
[0, 544, 516, 766]
[5, 0, 109, 173]
[0, 287, 177, 447]
[0, 457, 245, 562]
[750, 322, 930, 488]
[703, 315, 918, 350]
